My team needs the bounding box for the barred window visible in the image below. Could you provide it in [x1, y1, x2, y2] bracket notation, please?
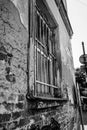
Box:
[34, 6, 58, 98]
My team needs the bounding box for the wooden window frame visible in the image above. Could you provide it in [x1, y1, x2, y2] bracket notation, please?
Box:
[27, 0, 68, 104]
[34, 4, 59, 99]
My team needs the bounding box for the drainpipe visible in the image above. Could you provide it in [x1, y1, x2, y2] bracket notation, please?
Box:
[26, 0, 31, 97]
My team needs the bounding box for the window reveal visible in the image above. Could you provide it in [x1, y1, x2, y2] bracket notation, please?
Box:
[35, 8, 58, 98]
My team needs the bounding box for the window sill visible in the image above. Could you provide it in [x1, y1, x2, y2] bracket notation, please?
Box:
[26, 94, 68, 102]
[26, 94, 68, 110]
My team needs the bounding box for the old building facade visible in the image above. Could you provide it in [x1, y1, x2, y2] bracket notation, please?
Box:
[0, 0, 80, 130]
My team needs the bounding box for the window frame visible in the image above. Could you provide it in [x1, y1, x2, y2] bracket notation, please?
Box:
[34, 4, 59, 99]
[27, 0, 68, 106]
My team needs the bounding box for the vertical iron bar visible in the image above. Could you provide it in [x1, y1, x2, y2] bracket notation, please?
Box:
[39, 15, 42, 94]
[34, 6, 37, 96]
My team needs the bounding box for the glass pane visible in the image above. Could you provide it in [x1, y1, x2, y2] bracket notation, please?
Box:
[37, 51, 41, 81]
[50, 57, 53, 84]
[48, 59, 51, 94]
[43, 24, 47, 46]
[41, 55, 45, 81]
[41, 19, 43, 43]
[36, 83, 40, 96]
[44, 85, 47, 95]
[48, 59, 50, 84]
[49, 31, 52, 53]
[36, 14, 40, 40]
[45, 57, 48, 83]
[44, 57, 48, 94]
[53, 58, 55, 85]
[42, 55, 44, 92]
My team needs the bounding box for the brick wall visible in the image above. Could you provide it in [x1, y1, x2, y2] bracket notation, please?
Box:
[0, 0, 80, 130]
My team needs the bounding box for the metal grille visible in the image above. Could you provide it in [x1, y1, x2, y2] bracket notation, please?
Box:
[34, 8, 58, 97]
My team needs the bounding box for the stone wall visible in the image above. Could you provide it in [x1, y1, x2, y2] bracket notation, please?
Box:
[0, 0, 28, 129]
[0, 0, 80, 130]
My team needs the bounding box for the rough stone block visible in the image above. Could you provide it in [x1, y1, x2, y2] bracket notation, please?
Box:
[18, 94, 25, 101]
[18, 118, 29, 127]
[16, 102, 24, 110]
[0, 113, 11, 123]
[3, 102, 14, 111]
[12, 111, 21, 120]
[7, 121, 18, 130]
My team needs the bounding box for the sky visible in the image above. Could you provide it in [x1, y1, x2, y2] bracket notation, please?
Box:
[66, 0, 87, 68]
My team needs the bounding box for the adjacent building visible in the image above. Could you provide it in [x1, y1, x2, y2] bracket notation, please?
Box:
[0, 0, 80, 130]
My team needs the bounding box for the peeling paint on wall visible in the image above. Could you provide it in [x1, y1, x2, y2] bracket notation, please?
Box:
[11, 0, 28, 30]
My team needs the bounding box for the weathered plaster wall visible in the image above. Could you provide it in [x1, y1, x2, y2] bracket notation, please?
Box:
[0, 0, 28, 129]
[46, 0, 75, 104]
[11, 0, 28, 30]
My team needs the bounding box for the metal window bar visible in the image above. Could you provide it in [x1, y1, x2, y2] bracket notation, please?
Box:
[42, 21, 45, 94]
[47, 28, 51, 94]
[41, 20, 45, 94]
[39, 12, 42, 94]
[34, 7, 37, 96]
[36, 80, 58, 89]
[35, 8, 58, 97]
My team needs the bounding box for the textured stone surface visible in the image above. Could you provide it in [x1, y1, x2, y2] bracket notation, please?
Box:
[0, 0, 28, 129]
